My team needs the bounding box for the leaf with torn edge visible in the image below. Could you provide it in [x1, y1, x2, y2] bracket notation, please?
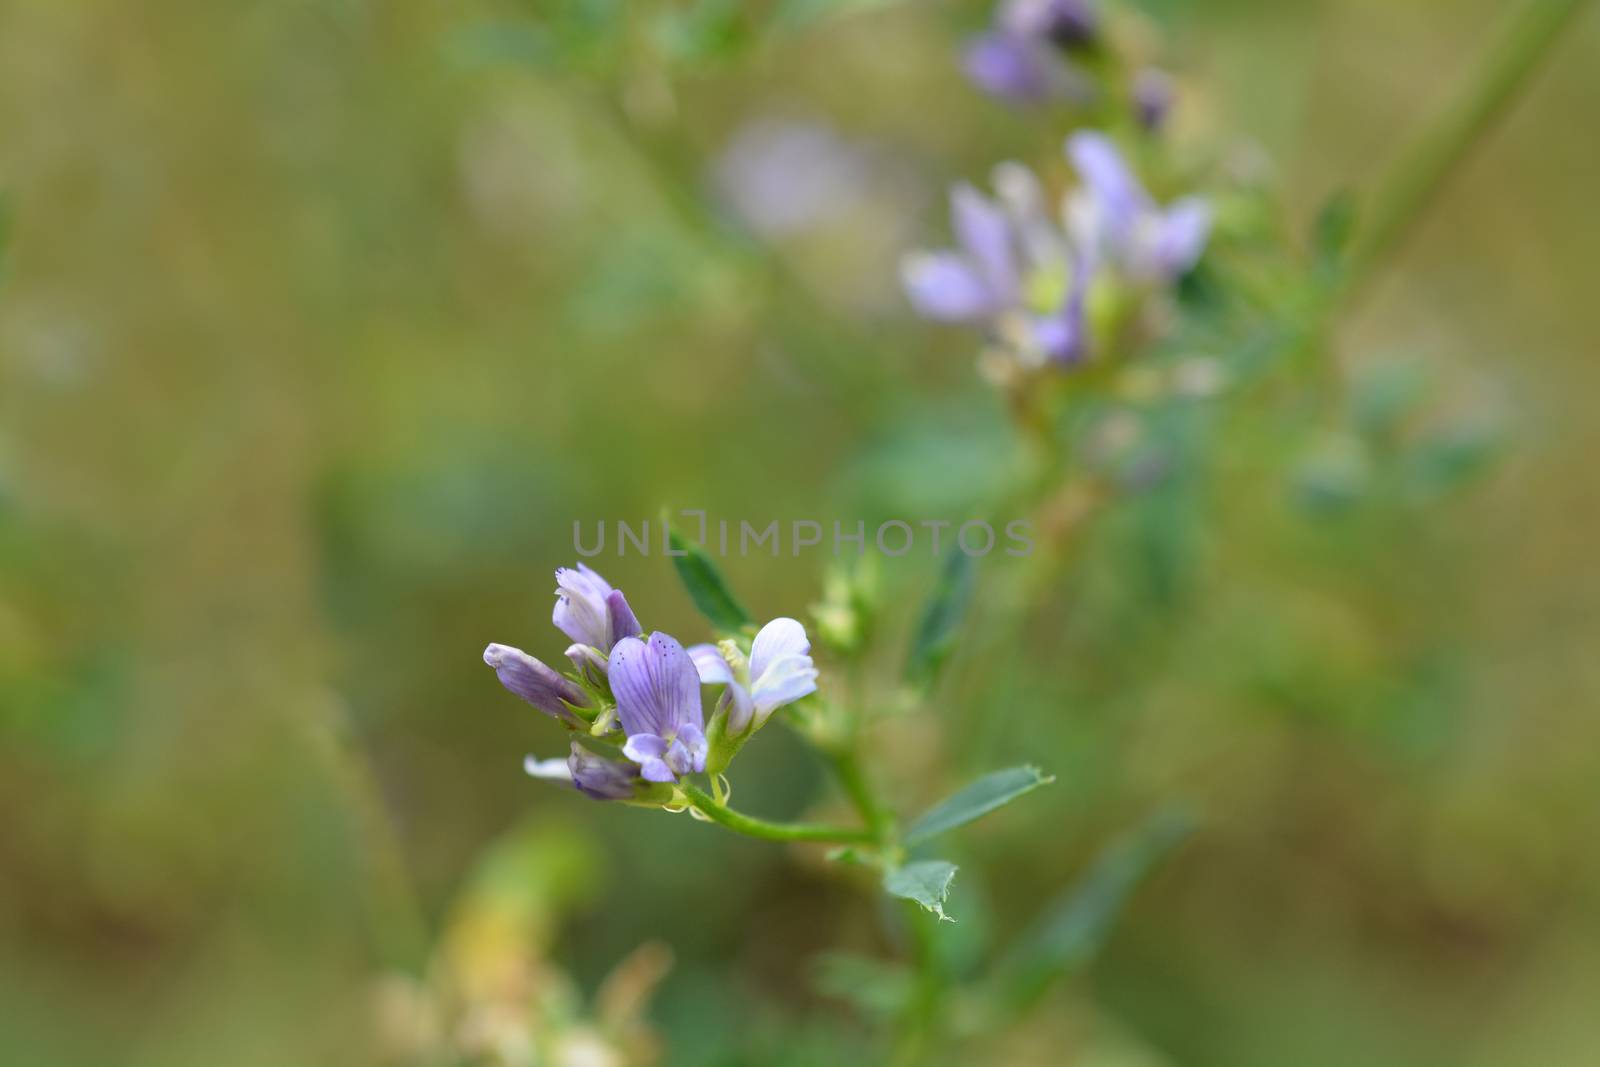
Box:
[884, 860, 958, 922]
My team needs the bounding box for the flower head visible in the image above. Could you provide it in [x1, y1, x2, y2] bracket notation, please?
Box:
[689, 618, 819, 738]
[1065, 131, 1210, 283]
[903, 168, 1097, 369]
[903, 181, 1018, 323]
[963, 32, 1063, 104]
[525, 741, 641, 801]
[999, 0, 1098, 47]
[484, 643, 590, 725]
[608, 632, 708, 783]
[553, 564, 642, 653]
[964, 0, 1097, 104]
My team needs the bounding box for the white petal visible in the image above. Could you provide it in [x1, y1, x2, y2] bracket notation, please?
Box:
[524, 755, 573, 782]
[749, 617, 811, 683]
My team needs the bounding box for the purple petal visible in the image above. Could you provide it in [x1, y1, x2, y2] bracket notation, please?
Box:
[607, 589, 642, 646]
[484, 643, 589, 723]
[1001, 0, 1098, 47]
[623, 733, 668, 762]
[722, 682, 757, 738]
[665, 739, 694, 777]
[568, 743, 639, 800]
[637, 757, 677, 783]
[688, 643, 734, 685]
[675, 723, 708, 774]
[565, 642, 608, 684]
[1032, 255, 1092, 365]
[951, 183, 1018, 307]
[608, 632, 704, 740]
[553, 564, 615, 649]
[901, 252, 994, 322]
[1067, 132, 1149, 248]
[994, 162, 1066, 270]
[688, 643, 755, 737]
[1153, 197, 1211, 279]
[963, 31, 1056, 103]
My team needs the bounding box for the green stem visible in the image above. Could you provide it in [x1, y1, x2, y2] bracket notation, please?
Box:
[679, 782, 876, 844]
[823, 744, 895, 846]
[890, 905, 944, 1067]
[1347, 0, 1591, 296]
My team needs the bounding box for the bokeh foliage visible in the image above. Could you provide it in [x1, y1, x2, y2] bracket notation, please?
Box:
[3, 1, 1600, 1065]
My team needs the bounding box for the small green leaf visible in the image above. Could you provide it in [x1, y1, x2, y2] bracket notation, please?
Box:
[666, 520, 751, 633]
[884, 860, 958, 922]
[904, 550, 976, 691]
[904, 765, 1054, 847]
[997, 808, 1194, 1009]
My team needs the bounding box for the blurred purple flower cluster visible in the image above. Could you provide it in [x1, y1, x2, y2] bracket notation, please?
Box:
[903, 132, 1210, 373]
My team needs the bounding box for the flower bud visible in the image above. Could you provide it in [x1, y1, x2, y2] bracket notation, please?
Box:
[484, 643, 589, 725]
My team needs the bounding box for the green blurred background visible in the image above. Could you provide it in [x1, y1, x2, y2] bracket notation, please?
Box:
[3, 1, 1599, 1064]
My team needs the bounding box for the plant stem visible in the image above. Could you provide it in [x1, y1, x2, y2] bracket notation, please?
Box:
[823, 744, 895, 846]
[680, 782, 876, 844]
[1347, 0, 1591, 296]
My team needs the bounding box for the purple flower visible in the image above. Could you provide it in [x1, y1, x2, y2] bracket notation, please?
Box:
[904, 166, 1098, 368]
[564, 642, 609, 685]
[964, 0, 1097, 105]
[609, 632, 708, 783]
[1065, 131, 1210, 282]
[689, 618, 819, 737]
[999, 0, 1098, 48]
[963, 32, 1061, 104]
[484, 643, 590, 725]
[552, 564, 642, 653]
[525, 741, 640, 801]
[903, 182, 1020, 323]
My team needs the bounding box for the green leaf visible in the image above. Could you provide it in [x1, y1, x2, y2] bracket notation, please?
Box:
[904, 765, 1054, 847]
[666, 520, 751, 633]
[997, 808, 1194, 1009]
[884, 860, 958, 922]
[904, 550, 976, 690]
